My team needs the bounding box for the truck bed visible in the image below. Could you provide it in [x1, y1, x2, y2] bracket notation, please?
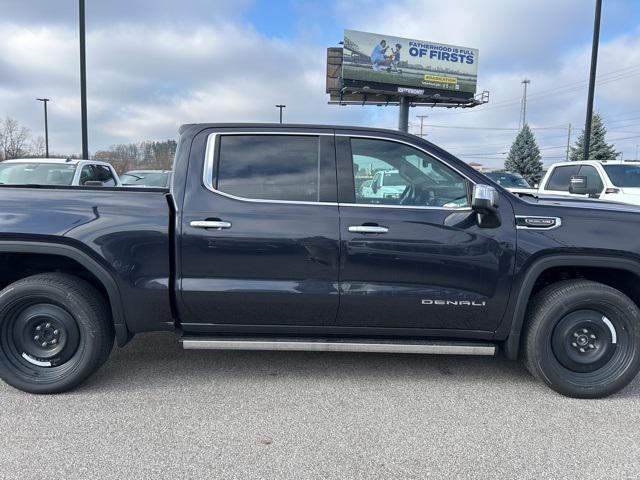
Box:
[0, 185, 174, 338]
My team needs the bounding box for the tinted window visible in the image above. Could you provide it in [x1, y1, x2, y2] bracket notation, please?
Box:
[351, 138, 468, 208]
[577, 165, 603, 192]
[545, 165, 580, 191]
[216, 135, 320, 202]
[603, 165, 640, 187]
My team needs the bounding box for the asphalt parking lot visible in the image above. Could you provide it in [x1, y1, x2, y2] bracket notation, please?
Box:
[1, 332, 639, 480]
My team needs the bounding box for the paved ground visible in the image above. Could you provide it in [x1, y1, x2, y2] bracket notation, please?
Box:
[0, 332, 639, 480]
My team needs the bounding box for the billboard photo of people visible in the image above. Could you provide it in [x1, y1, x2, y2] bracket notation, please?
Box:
[343, 29, 479, 95]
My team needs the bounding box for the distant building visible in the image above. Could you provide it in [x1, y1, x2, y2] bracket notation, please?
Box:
[466, 161, 494, 173]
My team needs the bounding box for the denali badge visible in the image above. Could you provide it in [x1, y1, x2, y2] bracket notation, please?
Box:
[515, 216, 562, 230]
[422, 300, 486, 307]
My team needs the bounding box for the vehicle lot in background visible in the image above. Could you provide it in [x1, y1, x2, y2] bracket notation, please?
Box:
[0, 158, 121, 187]
[483, 171, 538, 195]
[120, 169, 172, 188]
[0, 332, 637, 479]
[538, 160, 640, 205]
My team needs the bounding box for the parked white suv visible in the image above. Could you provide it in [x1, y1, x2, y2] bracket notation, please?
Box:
[0, 159, 121, 187]
[538, 160, 640, 206]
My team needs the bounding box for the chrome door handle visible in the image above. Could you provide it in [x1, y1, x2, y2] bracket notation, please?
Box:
[190, 220, 232, 229]
[348, 225, 389, 234]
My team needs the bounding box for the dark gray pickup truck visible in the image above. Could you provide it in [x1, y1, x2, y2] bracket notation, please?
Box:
[1, 123, 639, 397]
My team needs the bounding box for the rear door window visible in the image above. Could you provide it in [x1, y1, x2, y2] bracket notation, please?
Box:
[216, 135, 320, 202]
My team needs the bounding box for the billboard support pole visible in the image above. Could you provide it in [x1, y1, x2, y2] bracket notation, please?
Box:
[398, 97, 409, 133]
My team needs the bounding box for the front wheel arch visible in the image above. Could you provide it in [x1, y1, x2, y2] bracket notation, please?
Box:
[502, 254, 640, 360]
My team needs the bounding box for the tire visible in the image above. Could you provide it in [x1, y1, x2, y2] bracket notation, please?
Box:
[523, 279, 640, 398]
[0, 273, 114, 394]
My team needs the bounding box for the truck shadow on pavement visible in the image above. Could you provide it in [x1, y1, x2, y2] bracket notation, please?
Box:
[81, 332, 640, 398]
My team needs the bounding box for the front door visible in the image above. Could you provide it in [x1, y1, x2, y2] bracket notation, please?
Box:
[335, 132, 515, 334]
[179, 128, 340, 333]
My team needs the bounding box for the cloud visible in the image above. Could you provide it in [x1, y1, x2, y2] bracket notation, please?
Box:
[0, 0, 638, 166]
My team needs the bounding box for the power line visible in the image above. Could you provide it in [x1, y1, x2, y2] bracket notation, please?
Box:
[419, 124, 567, 132]
[438, 64, 640, 116]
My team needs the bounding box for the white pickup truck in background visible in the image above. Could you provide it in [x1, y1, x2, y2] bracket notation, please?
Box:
[538, 160, 640, 206]
[0, 158, 121, 187]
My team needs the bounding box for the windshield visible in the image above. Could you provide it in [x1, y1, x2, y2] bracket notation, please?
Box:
[0, 163, 76, 185]
[603, 165, 640, 188]
[485, 172, 531, 188]
[121, 172, 170, 187]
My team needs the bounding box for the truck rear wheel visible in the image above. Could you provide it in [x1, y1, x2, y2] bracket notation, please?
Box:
[0, 273, 114, 394]
[523, 279, 640, 398]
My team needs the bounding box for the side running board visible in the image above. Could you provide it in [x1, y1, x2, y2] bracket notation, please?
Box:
[180, 337, 497, 356]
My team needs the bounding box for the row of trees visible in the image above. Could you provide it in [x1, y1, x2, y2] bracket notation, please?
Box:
[0, 116, 176, 174]
[0, 117, 46, 160]
[505, 113, 618, 184]
[94, 140, 176, 173]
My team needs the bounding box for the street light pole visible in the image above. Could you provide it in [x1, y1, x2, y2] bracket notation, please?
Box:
[583, 0, 603, 160]
[275, 104, 286, 124]
[416, 114, 428, 137]
[36, 98, 50, 158]
[79, 0, 89, 159]
[519, 79, 530, 129]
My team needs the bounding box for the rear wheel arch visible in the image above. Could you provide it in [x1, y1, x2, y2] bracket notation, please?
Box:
[503, 254, 640, 359]
[0, 241, 130, 347]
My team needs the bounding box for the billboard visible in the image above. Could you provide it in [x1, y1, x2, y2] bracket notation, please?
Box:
[342, 29, 479, 97]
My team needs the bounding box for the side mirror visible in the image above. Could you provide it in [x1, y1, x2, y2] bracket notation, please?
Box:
[472, 184, 501, 228]
[569, 175, 588, 195]
[472, 184, 499, 213]
[569, 175, 600, 197]
[372, 182, 378, 193]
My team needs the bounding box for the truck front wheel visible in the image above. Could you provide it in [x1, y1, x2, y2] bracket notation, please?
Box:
[523, 279, 640, 398]
[0, 273, 114, 394]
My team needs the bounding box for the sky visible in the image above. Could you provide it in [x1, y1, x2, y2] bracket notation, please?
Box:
[0, 0, 639, 168]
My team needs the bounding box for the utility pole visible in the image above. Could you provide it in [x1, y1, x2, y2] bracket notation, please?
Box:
[416, 114, 428, 137]
[275, 104, 286, 124]
[584, 0, 603, 160]
[636, 144, 639, 160]
[36, 98, 50, 158]
[519, 79, 531, 129]
[565, 123, 572, 161]
[79, 0, 89, 159]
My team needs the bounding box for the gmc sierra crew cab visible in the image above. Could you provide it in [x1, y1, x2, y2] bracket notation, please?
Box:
[1, 123, 639, 398]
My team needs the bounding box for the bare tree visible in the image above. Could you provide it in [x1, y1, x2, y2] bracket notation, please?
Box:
[30, 136, 46, 158]
[0, 117, 31, 160]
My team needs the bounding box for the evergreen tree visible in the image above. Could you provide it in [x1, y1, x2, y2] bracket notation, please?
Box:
[569, 113, 617, 161]
[504, 124, 543, 184]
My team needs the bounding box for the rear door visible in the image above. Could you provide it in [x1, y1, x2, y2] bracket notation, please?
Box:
[178, 128, 340, 333]
[335, 131, 515, 334]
